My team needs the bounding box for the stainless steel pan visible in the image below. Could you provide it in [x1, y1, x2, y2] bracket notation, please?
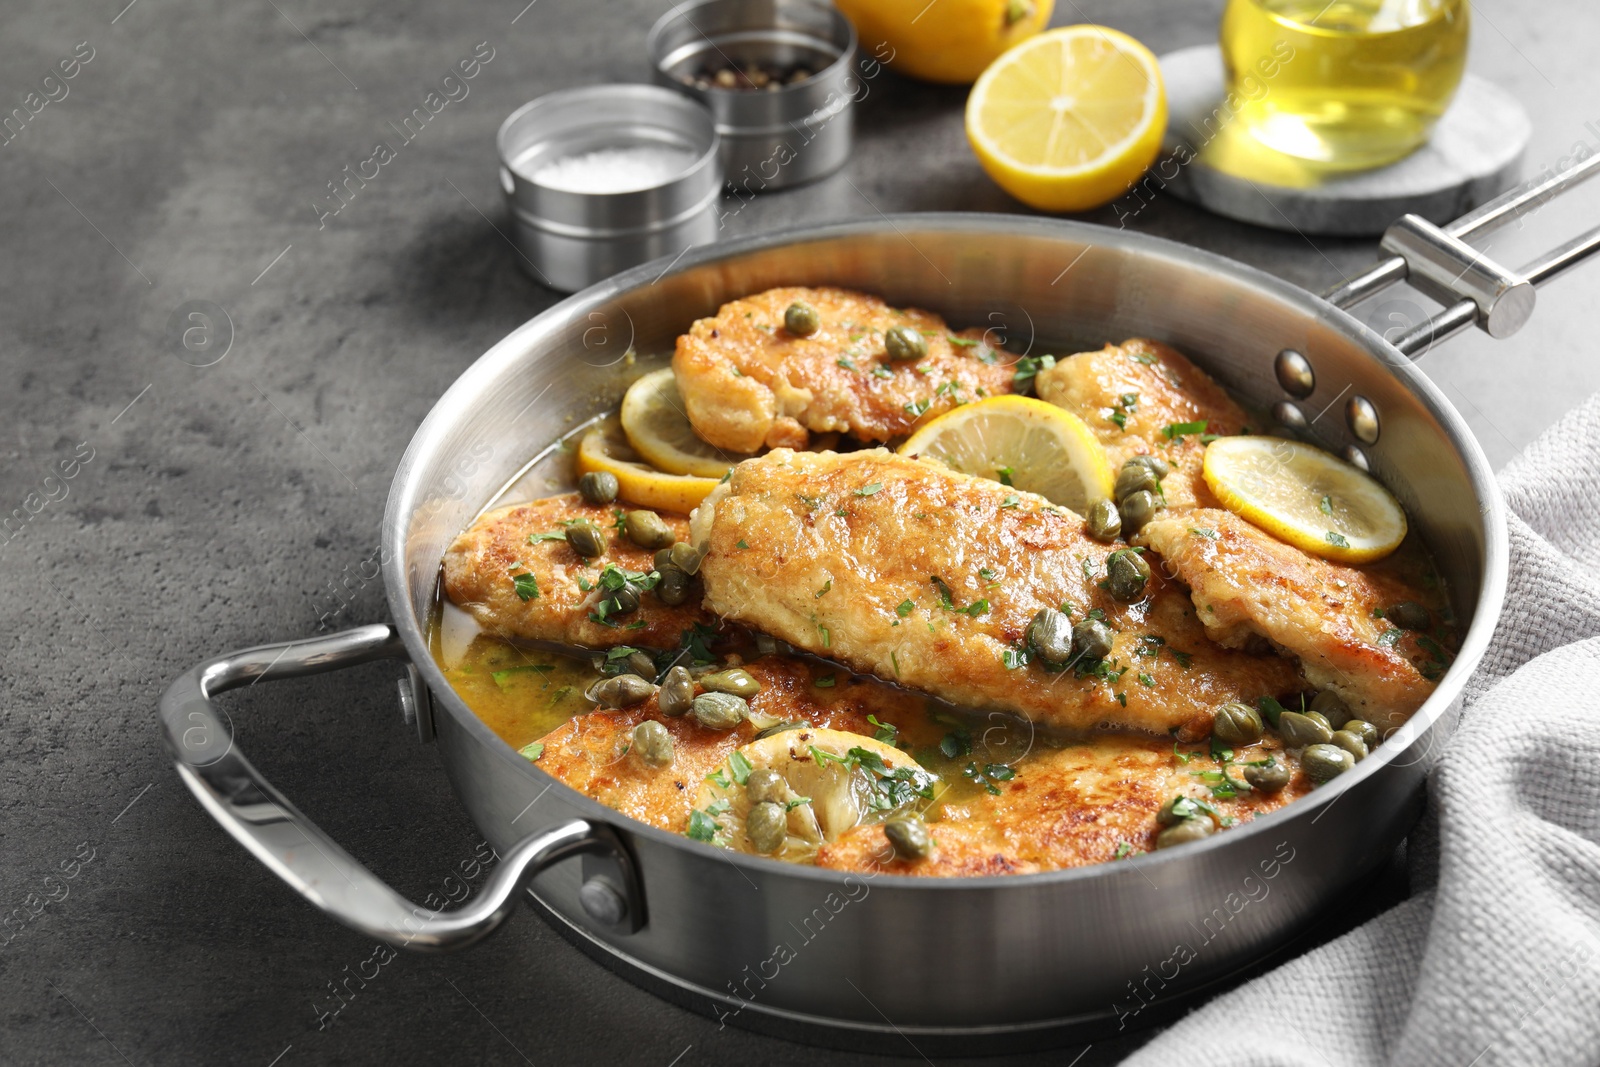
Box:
[159, 155, 1600, 1053]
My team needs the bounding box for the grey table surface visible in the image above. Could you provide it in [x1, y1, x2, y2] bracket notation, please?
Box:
[3, 0, 1596, 1063]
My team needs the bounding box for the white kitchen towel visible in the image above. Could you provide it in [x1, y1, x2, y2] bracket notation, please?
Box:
[1124, 393, 1600, 1067]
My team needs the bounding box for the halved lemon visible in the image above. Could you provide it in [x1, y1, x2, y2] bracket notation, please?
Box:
[620, 368, 759, 479]
[899, 395, 1114, 513]
[575, 417, 721, 515]
[1203, 436, 1407, 563]
[694, 727, 937, 859]
[965, 25, 1167, 212]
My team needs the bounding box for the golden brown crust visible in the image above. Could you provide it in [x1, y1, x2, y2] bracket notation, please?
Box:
[819, 735, 1309, 876]
[693, 449, 1303, 736]
[1139, 509, 1445, 726]
[1035, 339, 1250, 509]
[529, 657, 933, 832]
[441, 495, 713, 649]
[672, 286, 1015, 452]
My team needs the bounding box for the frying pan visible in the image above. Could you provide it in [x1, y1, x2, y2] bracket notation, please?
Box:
[159, 154, 1600, 1053]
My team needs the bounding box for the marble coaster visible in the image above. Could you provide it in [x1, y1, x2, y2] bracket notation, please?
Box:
[1153, 44, 1531, 236]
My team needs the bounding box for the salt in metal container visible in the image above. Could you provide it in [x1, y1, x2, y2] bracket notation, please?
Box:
[497, 84, 722, 292]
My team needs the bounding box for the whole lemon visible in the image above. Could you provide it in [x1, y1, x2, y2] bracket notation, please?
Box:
[836, 0, 1055, 84]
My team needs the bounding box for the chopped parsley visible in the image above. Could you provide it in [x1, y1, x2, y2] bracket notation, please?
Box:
[510, 570, 540, 601]
[736, 539, 750, 550]
[815, 673, 836, 688]
[1001, 646, 1030, 670]
[1138, 672, 1156, 688]
[1162, 420, 1209, 440]
[686, 807, 721, 843]
[819, 624, 831, 648]
[727, 750, 753, 786]
[855, 482, 884, 497]
[1320, 495, 1334, 516]
[527, 530, 568, 544]
[1000, 495, 1021, 509]
[1190, 526, 1218, 540]
[995, 466, 1015, 486]
[867, 714, 897, 745]
[904, 398, 932, 417]
[1108, 392, 1138, 431]
[948, 335, 979, 347]
[1325, 530, 1351, 548]
[518, 741, 544, 761]
[816, 580, 832, 597]
[896, 599, 915, 617]
[1376, 628, 1403, 647]
[1010, 353, 1057, 393]
[1114, 841, 1141, 860]
[871, 365, 894, 380]
[1130, 350, 1158, 366]
[939, 730, 972, 759]
[1258, 695, 1288, 727]
[836, 357, 857, 371]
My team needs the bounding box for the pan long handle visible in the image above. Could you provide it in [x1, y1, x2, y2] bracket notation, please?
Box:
[159, 624, 641, 951]
[1322, 148, 1600, 357]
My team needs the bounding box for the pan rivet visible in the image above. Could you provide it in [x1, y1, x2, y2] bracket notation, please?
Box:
[579, 877, 628, 926]
[1343, 445, 1371, 471]
[1346, 396, 1380, 444]
[1272, 400, 1308, 432]
[1274, 349, 1315, 398]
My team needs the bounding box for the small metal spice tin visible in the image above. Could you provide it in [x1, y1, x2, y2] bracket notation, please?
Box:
[648, 0, 857, 194]
[497, 85, 722, 292]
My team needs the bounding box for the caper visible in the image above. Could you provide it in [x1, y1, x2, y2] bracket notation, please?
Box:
[883, 325, 927, 362]
[625, 509, 675, 550]
[1244, 759, 1291, 792]
[1309, 690, 1352, 730]
[1304, 710, 1332, 732]
[631, 720, 674, 767]
[1071, 617, 1115, 662]
[700, 668, 761, 698]
[1119, 489, 1160, 533]
[1277, 710, 1333, 748]
[653, 547, 675, 572]
[1156, 817, 1215, 849]
[657, 665, 695, 716]
[578, 470, 619, 505]
[883, 814, 932, 860]
[1131, 454, 1170, 479]
[1302, 743, 1355, 783]
[1342, 719, 1378, 748]
[1084, 498, 1122, 542]
[606, 585, 640, 615]
[567, 523, 606, 559]
[1386, 601, 1430, 631]
[1330, 729, 1368, 762]
[624, 651, 657, 681]
[746, 767, 787, 805]
[669, 541, 704, 575]
[588, 673, 655, 709]
[692, 691, 749, 730]
[745, 801, 788, 854]
[1157, 795, 1194, 826]
[1026, 608, 1075, 669]
[1114, 460, 1159, 502]
[656, 567, 692, 606]
[1212, 701, 1264, 746]
[1106, 549, 1151, 602]
[784, 301, 820, 338]
[753, 720, 807, 740]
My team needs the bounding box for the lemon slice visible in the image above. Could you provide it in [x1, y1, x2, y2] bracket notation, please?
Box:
[899, 395, 1114, 513]
[575, 417, 721, 515]
[694, 728, 937, 859]
[620, 368, 759, 479]
[965, 25, 1167, 212]
[1203, 436, 1407, 563]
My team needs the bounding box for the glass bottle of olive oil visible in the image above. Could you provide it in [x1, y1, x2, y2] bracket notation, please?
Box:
[1221, 0, 1470, 169]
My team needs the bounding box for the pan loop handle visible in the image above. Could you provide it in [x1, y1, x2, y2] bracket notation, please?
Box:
[1323, 150, 1600, 357]
[159, 624, 643, 952]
